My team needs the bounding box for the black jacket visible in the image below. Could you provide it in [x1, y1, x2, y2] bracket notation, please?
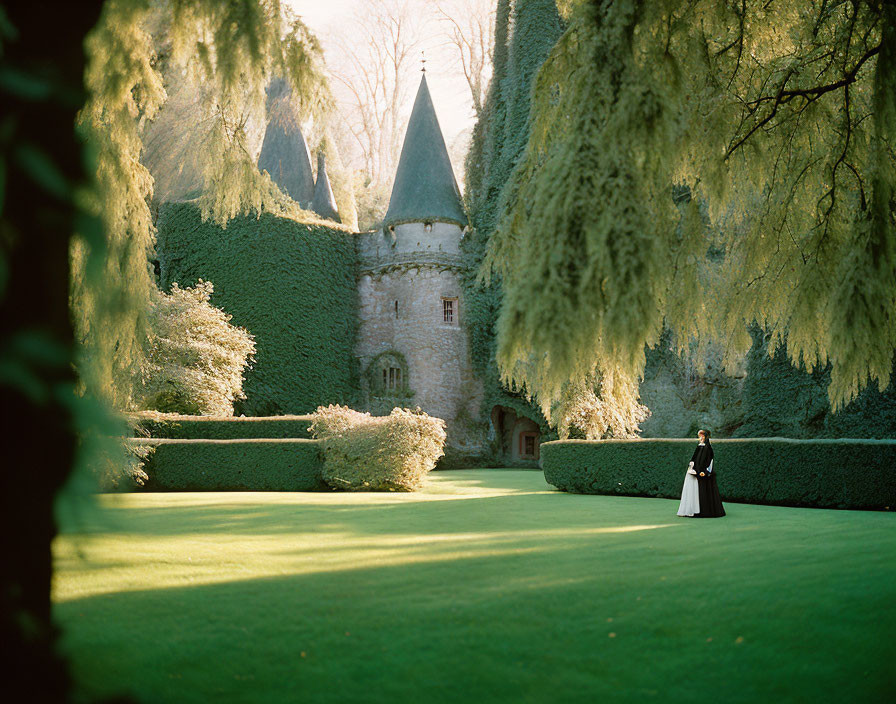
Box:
[690, 442, 714, 478]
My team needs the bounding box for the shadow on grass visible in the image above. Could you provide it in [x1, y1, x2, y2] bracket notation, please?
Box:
[69, 494, 620, 537]
[55, 472, 896, 703]
[56, 525, 895, 704]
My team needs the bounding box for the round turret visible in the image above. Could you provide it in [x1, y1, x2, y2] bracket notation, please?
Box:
[355, 74, 483, 459]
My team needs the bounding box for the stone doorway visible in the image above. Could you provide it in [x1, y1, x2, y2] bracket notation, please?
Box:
[490, 405, 541, 466]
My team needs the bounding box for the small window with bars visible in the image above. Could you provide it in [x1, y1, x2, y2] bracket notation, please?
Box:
[442, 297, 458, 325]
[382, 367, 402, 390]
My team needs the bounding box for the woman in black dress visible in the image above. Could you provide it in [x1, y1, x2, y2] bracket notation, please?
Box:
[689, 429, 725, 518]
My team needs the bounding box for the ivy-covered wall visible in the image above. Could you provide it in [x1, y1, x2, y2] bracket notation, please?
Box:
[461, 0, 566, 453]
[734, 332, 896, 439]
[639, 336, 746, 439]
[640, 329, 895, 439]
[155, 202, 359, 415]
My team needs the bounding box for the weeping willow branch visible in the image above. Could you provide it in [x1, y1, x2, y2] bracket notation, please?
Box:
[74, 0, 329, 407]
[483, 0, 893, 415]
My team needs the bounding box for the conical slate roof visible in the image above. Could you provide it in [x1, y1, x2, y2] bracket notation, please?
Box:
[258, 114, 314, 207]
[382, 75, 467, 229]
[311, 152, 340, 223]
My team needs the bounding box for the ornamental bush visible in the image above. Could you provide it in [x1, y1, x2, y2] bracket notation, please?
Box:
[309, 405, 447, 491]
[734, 331, 896, 439]
[135, 280, 255, 415]
[541, 439, 896, 510]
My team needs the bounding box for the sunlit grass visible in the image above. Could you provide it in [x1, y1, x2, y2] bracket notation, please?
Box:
[53, 470, 896, 703]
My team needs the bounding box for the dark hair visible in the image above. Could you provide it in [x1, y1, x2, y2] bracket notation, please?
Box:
[698, 429, 711, 441]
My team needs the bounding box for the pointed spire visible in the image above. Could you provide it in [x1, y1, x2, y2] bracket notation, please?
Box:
[311, 152, 340, 223]
[382, 74, 467, 229]
[258, 79, 314, 206]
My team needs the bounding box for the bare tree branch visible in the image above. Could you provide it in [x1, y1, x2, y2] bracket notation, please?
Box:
[436, 0, 495, 117]
[327, 0, 421, 185]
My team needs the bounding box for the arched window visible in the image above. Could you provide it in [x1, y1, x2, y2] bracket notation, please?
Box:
[366, 350, 410, 398]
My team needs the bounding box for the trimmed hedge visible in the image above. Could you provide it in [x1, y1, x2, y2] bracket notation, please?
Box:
[132, 438, 324, 491]
[541, 439, 896, 510]
[155, 202, 359, 416]
[130, 412, 313, 440]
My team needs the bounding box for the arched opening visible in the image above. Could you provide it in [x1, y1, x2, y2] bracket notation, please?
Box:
[365, 350, 411, 399]
[490, 405, 541, 465]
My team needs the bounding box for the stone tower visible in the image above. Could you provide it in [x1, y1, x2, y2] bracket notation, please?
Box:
[355, 74, 484, 458]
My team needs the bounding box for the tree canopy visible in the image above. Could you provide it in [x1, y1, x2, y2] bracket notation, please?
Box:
[75, 0, 329, 407]
[483, 0, 895, 415]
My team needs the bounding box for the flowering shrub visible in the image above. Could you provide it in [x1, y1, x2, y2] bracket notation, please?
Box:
[135, 280, 256, 415]
[309, 405, 447, 491]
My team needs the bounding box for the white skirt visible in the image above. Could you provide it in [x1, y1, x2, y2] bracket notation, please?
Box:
[677, 472, 700, 516]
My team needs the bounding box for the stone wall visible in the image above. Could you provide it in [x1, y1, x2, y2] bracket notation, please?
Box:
[357, 221, 465, 271]
[355, 222, 486, 455]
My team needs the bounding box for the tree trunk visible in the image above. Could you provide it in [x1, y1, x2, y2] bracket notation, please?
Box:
[1, 2, 104, 700]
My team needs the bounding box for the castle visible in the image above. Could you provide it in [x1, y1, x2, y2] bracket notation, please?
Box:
[274, 73, 541, 462]
[154, 67, 895, 457]
[155, 73, 544, 465]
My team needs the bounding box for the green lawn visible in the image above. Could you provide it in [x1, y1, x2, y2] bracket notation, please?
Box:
[53, 470, 896, 703]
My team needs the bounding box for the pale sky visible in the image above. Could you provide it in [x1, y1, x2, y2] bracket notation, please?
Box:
[286, 0, 480, 145]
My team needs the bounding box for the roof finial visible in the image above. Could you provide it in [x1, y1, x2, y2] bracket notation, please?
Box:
[421, 50, 426, 74]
